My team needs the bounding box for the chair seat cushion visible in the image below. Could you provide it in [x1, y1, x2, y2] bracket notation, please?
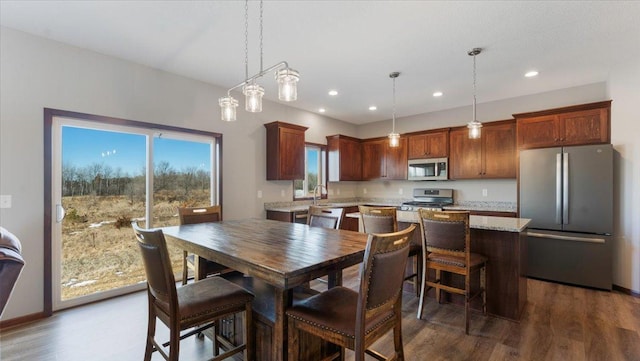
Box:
[286, 286, 395, 338]
[156, 276, 253, 324]
[428, 252, 487, 268]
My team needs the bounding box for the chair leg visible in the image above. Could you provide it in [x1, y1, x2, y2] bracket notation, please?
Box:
[465, 272, 471, 335]
[417, 262, 428, 319]
[213, 319, 220, 355]
[415, 255, 422, 297]
[144, 308, 156, 361]
[393, 303, 405, 361]
[182, 250, 189, 285]
[435, 269, 441, 304]
[169, 320, 181, 361]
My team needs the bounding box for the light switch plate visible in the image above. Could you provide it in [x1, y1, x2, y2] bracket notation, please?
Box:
[0, 195, 11, 208]
[482, 189, 488, 197]
[257, 190, 263, 199]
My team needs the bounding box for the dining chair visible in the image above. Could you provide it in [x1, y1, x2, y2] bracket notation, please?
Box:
[358, 205, 421, 296]
[307, 205, 344, 229]
[416, 210, 487, 334]
[132, 222, 254, 361]
[178, 206, 231, 285]
[287, 224, 416, 361]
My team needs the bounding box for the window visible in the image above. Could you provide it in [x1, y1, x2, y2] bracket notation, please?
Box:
[294, 143, 327, 200]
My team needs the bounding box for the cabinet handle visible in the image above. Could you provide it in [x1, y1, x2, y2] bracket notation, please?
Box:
[554, 138, 559, 142]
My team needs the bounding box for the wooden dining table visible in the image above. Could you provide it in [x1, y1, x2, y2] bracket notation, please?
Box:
[161, 218, 369, 361]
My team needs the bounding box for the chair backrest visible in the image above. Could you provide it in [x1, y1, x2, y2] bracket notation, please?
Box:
[417, 210, 470, 258]
[178, 205, 221, 225]
[358, 206, 398, 234]
[0, 227, 25, 316]
[132, 222, 178, 312]
[355, 224, 415, 336]
[307, 206, 344, 229]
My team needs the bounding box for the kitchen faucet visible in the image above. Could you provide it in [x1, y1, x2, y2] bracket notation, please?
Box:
[312, 184, 328, 205]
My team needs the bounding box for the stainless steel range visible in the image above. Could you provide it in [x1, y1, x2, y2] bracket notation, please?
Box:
[400, 188, 454, 211]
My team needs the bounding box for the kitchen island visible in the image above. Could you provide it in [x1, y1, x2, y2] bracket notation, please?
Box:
[349, 211, 531, 321]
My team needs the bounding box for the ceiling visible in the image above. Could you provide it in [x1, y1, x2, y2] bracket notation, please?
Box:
[1, 1, 639, 125]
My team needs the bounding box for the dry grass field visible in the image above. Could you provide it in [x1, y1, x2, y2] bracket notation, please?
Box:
[61, 191, 209, 300]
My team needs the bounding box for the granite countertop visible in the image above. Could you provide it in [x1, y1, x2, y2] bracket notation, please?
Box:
[346, 211, 530, 233]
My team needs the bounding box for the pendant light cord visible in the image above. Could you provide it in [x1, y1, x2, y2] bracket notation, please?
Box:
[244, 0, 249, 80]
[472, 52, 477, 122]
[260, 0, 264, 72]
[392, 76, 397, 133]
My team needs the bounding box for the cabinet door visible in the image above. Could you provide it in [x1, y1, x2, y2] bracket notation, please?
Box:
[408, 131, 448, 159]
[449, 128, 482, 179]
[278, 127, 306, 179]
[482, 122, 516, 178]
[362, 140, 385, 180]
[559, 108, 609, 146]
[426, 131, 449, 158]
[339, 138, 362, 181]
[385, 137, 408, 180]
[516, 115, 560, 149]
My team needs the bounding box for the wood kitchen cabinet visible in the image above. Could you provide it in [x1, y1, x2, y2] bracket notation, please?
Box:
[450, 120, 516, 179]
[264, 121, 307, 180]
[514, 100, 611, 149]
[407, 129, 449, 159]
[361, 137, 407, 180]
[327, 135, 362, 181]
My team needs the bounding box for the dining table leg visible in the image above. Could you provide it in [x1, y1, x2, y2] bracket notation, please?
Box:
[327, 269, 343, 289]
[273, 287, 293, 361]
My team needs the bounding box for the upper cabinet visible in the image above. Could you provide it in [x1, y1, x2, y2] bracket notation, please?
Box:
[327, 135, 362, 181]
[514, 101, 611, 149]
[407, 130, 449, 159]
[264, 121, 307, 180]
[361, 137, 407, 180]
[450, 120, 516, 179]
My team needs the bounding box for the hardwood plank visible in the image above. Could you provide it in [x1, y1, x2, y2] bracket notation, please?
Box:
[2, 272, 639, 361]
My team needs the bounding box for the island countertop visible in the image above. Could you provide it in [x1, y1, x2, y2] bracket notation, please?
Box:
[346, 211, 531, 233]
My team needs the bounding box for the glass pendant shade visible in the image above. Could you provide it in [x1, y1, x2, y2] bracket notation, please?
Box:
[388, 132, 400, 147]
[276, 68, 299, 101]
[219, 96, 238, 122]
[467, 120, 482, 139]
[243, 83, 264, 112]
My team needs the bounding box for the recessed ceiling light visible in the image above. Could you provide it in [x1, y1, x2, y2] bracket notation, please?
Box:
[328, 90, 338, 96]
[433, 91, 443, 97]
[369, 106, 377, 111]
[318, 108, 326, 113]
[525, 71, 539, 78]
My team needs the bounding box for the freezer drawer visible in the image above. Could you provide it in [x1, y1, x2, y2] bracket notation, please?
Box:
[526, 231, 611, 290]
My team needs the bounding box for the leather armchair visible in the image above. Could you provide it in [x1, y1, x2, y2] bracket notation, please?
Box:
[0, 227, 25, 316]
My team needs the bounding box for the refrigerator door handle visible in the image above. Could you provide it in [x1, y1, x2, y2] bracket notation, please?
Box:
[556, 153, 562, 224]
[526, 231, 605, 244]
[563, 152, 569, 224]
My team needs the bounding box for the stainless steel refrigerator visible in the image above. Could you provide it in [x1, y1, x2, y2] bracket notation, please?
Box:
[519, 144, 612, 290]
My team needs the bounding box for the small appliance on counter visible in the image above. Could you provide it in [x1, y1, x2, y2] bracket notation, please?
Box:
[400, 188, 453, 211]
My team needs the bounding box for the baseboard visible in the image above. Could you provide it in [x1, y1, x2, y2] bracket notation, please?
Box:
[613, 284, 640, 298]
[0, 311, 47, 330]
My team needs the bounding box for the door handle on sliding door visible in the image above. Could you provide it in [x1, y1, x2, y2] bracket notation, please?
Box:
[56, 204, 65, 223]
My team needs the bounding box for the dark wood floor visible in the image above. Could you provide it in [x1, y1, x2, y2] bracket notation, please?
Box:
[1, 266, 638, 361]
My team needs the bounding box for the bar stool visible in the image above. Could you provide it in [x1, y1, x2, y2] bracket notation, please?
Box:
[416, 210, 487, 334]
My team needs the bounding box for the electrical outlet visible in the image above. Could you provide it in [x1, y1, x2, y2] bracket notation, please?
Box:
[482, 189, 488, 197]
[363, 188, 367, 194]
[257, 190, 263, 199]
[337, 188, 341, 195]
[0, 195, 11, 209]
[280, 190, 286, 197]
[398, 188, 403, 195]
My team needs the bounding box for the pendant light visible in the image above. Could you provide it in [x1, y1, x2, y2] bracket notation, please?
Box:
[218, 0, 300, 121]
[388, 72, 400, 148]
[467, 48, 482, 139]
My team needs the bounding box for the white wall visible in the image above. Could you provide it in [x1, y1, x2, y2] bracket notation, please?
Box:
[607, 60, 640, 294]
[1, 26, 638, 322]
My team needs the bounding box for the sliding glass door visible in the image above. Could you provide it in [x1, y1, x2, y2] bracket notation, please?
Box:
[51, 115, 219, 310]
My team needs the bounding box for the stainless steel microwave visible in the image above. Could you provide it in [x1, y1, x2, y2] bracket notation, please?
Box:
[408, 157, 448, 181]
